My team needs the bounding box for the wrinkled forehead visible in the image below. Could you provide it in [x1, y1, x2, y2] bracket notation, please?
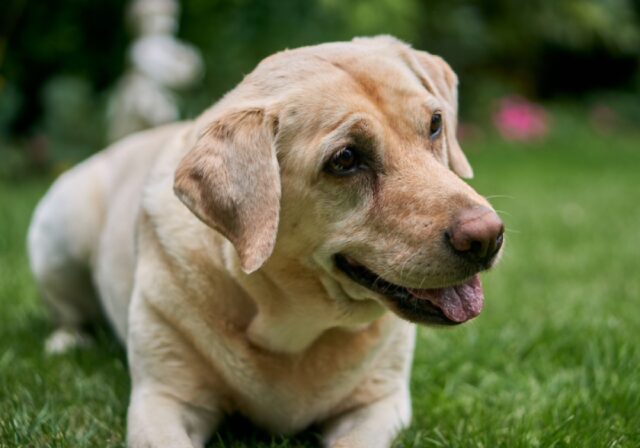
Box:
[277, 51, 440, 150]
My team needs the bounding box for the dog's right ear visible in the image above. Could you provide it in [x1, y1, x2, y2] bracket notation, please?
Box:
[174, 108, 280, 274]
[411, 51, 474, 179]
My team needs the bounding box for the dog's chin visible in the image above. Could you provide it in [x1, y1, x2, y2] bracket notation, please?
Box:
[334, 254, 484, 326]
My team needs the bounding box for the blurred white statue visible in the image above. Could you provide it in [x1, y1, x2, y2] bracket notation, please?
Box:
[108, 0, 203, 141]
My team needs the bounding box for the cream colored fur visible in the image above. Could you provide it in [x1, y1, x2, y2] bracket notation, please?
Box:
[28, 36, 497, 447]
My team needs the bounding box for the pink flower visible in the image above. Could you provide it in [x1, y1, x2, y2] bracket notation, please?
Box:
[493, 96, 549, 141]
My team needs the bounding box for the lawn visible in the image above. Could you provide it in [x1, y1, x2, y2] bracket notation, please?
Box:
[1, 120, 639, 447]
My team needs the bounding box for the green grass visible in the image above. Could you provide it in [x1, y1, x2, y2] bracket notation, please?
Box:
[1, 121, 639, 447]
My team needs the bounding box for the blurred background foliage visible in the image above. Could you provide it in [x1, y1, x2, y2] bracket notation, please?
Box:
[1, 0, 639, 177]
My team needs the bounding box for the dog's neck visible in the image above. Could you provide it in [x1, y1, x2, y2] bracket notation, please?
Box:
[222, 243, 385, 354]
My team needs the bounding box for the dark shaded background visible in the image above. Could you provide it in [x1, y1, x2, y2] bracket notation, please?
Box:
[1, 0, 639, 174]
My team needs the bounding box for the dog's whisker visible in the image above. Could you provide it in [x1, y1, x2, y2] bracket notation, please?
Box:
[494, 209, 513, 217]
[485, 194, 516, 200]
[417, 272, 428, 290]
[398, 252, 421, 284]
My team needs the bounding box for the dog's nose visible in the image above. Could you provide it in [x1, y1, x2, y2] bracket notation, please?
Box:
[447, 206, 504, 263]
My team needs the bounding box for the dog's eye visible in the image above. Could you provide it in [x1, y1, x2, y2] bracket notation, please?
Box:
[326, 146, 360, 176]
[430, 113, 442, 138]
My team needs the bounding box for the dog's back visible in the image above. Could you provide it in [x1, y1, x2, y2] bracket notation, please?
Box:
[28, 122, 188, 349]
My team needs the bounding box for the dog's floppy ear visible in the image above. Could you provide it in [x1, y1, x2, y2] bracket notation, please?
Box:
[174, 108, 280, 273]
[412, 51, 473, 179]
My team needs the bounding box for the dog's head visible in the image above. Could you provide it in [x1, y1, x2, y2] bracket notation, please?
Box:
[174, 36, 504, 326]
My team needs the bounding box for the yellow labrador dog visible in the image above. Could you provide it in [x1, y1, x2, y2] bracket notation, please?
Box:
[28, 36, 504, 447]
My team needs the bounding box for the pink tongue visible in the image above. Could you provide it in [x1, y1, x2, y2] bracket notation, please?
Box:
[408, 275, 484, 323]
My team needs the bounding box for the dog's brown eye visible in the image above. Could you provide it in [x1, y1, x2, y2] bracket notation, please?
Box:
[430, 113, 442, 138]
[326, 147, 360, 176]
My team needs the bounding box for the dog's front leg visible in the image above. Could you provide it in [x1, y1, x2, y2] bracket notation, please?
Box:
[125, 283, 222, 448]
[127, 385, 219, 448]
[322, 386, 412, 448]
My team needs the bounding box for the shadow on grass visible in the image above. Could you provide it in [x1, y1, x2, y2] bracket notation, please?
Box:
[212, 414, 322, 448]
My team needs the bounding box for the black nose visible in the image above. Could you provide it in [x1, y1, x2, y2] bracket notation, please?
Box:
[447, 206, 504, 263]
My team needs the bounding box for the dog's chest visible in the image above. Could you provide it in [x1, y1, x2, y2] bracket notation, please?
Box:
[218, 323, 397, 433]
[232, 363, 364, 433]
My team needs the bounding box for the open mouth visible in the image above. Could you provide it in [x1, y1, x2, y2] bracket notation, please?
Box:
[334, 254, 484, 325]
